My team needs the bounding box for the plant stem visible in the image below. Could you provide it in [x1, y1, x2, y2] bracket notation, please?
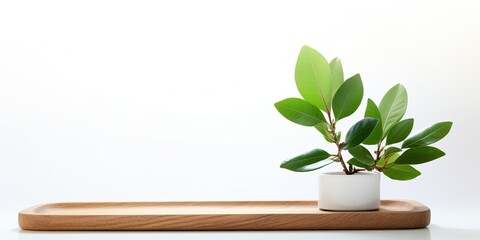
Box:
[336, 142, 350, 175]
[325, 110, 351, 175]
[374, 140, 386, 171]
[325, 106, 334, 127]
[374, 142, 382, 163]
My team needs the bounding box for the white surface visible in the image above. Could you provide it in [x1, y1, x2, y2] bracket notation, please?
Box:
[319, 172, 380, 210]
[1, 0, 480, 239]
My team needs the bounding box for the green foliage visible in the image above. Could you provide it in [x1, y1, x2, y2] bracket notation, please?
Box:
[402, 122, 453, 148]
[274, 98, 326, 126]
[348, 145, 374, 165]
[376, 153, 399, 169]
[384, 147, 402, 156]
[395, 146, 445, 165]
[344, 118, 379, 150]
[362, 99, 383, 145]
[387, 118, 414, 145]
[379, 84, 408, 136]
[332, 74, 363, 121]
[330, 58, 344, 98]
[336, 131, 342, 144]
[348, 158, 374, 171]
[275, 45, 452, 181]
[383, 165, 421, 180]
[280, 149, 333, 172]
[295, 46, 332, 112]
[315, 122, 335, 143]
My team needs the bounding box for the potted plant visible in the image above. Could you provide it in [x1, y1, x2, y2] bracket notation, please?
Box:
[275, 46, 453, 211]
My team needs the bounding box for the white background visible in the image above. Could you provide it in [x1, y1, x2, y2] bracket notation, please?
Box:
[1, 0, 480, 239]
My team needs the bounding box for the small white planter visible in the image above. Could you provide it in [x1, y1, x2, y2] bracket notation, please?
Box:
[318, 171, 380, 211]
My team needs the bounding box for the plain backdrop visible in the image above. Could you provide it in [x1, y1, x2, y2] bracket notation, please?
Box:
[1, 0, 480, 226]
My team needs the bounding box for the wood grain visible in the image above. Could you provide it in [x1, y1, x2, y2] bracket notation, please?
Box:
[18, 200, 430, 230]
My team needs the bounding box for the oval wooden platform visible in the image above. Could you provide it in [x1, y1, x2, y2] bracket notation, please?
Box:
[18, 200, 430, 230]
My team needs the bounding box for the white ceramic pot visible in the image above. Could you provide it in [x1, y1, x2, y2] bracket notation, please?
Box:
[318, 171, 380, 211]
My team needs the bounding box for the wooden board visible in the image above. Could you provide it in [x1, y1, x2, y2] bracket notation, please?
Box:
[18, 200, 430, 230]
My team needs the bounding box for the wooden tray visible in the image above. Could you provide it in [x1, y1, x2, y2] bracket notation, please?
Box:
[18, 200, 430, 230]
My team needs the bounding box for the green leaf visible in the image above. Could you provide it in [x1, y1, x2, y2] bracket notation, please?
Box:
[280, 149, 333, 172]
[274, 98, 326, 126]
[336, 131, 342, 145]
[332, 74, 364, 121]
[348, 145, 374, 165]
[376, 153, 400, 168]
[315, 122, 335, 143]
[295, 46, 332, 112]
[395, 146, 445, 165]
[379, 84, 408, 135]
[363, 99, 383, 145]
[330, 58, 344, 98]
[384, 147, 402, 156]
[402, 121, 453, 148]
[383, 164, 421, 181]
[386, 118, 414, 145]
[347, 158, 374, 171]
[344, 118, 379, 150]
